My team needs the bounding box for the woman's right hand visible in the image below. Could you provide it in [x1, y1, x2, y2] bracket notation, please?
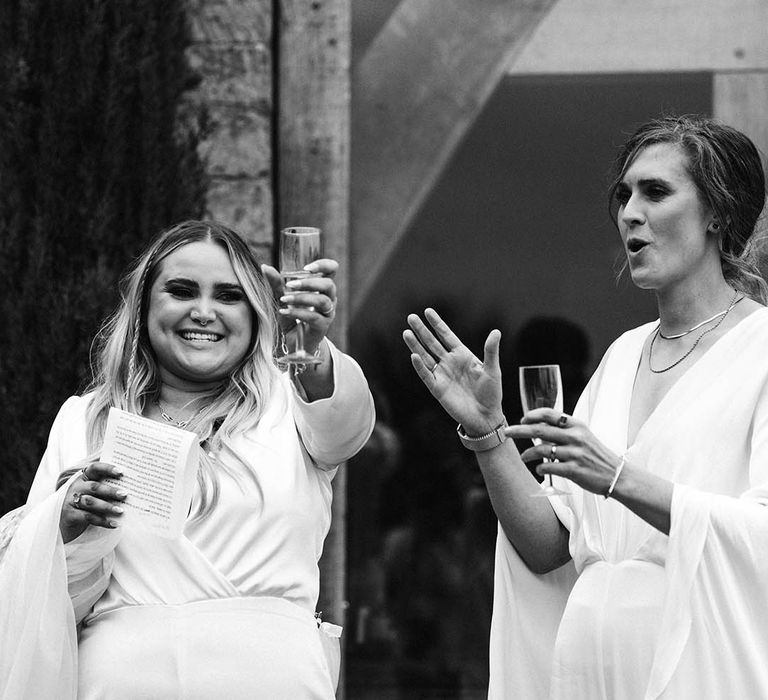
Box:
[403, 308, 505, 435]
[60, 462, 127, 544]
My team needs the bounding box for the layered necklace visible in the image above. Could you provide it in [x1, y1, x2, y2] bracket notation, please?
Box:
[648, 289, 743, 374]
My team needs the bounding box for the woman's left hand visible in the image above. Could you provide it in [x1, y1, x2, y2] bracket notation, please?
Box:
[504, 409, 622, 496]
[261, 259, 338, 353]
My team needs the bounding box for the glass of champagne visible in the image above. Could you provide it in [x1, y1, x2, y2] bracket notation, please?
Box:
[279, 226, 323, 365]
[519, 364, 569, 497]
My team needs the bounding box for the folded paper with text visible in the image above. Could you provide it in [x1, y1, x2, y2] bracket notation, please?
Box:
[101, 407, 198, 539]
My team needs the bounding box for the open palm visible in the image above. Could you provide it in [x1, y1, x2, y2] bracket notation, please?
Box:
[403, 308, 504, 432]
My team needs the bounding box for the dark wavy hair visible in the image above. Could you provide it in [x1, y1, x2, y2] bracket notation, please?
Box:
[608, 115, 767, 303]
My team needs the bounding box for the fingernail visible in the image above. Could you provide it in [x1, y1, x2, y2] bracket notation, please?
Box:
[280, 295, 293, 303]
[108, 520, 119, 528]
[112, 506, 124, 514]
[304, 263, 319, 272]
[278, 308, 291, 314]
[111, 468, 123, 476]
[115, 489, 128, 498]
[286, 281, 302, 289]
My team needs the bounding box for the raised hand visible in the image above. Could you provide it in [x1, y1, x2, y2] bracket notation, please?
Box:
[261, 259, 338, 354]
[403, 308, 505, 435]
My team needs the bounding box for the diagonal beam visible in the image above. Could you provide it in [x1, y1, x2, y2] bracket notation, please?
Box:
[350, 0, 558, 318]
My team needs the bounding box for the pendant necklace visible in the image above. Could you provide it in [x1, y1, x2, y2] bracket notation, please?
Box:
[649, 291, 743, 374]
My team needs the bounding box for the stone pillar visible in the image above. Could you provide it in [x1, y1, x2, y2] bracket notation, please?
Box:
[186, 0, 274, 260]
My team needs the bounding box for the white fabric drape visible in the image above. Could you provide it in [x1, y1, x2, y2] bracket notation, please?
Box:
[489, 308, 768, 699]
[0, 480, 77, 699]
[0, 341, 374, 699]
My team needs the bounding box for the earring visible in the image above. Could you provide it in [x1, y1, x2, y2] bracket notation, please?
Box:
[710, 221, 721, 232]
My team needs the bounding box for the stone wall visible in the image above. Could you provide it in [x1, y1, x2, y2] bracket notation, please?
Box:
[186, 0, 274, 262]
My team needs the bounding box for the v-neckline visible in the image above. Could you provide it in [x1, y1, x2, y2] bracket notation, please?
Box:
[623, 306, 766, 450]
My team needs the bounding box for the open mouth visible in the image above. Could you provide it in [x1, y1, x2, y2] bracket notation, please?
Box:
[179, 331, 223, 342]
[627, 239, 649, 254]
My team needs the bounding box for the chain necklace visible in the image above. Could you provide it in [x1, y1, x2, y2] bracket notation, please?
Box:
[155, 398, 201, 428]
[649, 292, 743, 374]
[658, 289, 740, 339]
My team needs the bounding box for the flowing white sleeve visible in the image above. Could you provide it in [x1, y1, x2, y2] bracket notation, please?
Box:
[0, 397, 119, 699]
[27, 397, 120, 620]
[488, 529, 577, 700]
[0, 484, 77, 699]
[488, 341, 618, 699]
[290, 340, 375, 469]
[646, 378, 768, 699]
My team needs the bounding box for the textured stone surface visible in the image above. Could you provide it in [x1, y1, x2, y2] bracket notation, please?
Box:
[205, 177, 273, 250]
[198, 103, 271, 177]
[187, 43, 271, 105]
[187, 0, 271, 43]
[187, 0, 273, 247]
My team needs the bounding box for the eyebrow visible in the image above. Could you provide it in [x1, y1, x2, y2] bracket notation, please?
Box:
[620, 176, 672, 187]
[163, 277, 244, 291]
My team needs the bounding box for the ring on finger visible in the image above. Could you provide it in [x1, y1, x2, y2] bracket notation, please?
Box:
[72, 492, 83, 507]
[81, 467, 90, 481]
[319, 301, 336, 318]
[550, 444, 558, 462]
[558, 414, 569, 428]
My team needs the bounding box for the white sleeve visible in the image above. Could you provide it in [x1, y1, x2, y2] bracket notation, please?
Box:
[26, 396, 119, 620]
[61, 476, 121, 623]
[0, 485, 78, 699]
[290, 340, 376, 468]
[645, 378, 768, 699]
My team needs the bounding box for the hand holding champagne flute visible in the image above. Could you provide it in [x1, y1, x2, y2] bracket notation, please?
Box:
[519, 364, 568, 497]
[279, 227, 323, 365]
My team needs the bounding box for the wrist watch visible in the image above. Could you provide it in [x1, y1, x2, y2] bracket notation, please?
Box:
[456, 418, 508, 452]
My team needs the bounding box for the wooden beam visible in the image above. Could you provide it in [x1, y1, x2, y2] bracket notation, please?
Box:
[713, 71, 768, 276]
[350, 0, 558, 318]
[277, 0, 351, 689]
[278, 0, 350, 297]
[510, 0, 768, 75]
[713, 72, 768, 164]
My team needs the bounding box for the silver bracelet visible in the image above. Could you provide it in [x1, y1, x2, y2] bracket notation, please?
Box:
[456, 418, 508, 452]
[605, 456, 626, 499]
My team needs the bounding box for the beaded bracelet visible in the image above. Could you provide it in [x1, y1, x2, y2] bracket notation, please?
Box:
[605, 456, 626, 499]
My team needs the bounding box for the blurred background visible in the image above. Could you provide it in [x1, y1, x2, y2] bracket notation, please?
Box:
[1, 1, 766, 698]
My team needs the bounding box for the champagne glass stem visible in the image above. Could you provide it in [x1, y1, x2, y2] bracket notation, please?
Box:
[295, 319, 305, 352]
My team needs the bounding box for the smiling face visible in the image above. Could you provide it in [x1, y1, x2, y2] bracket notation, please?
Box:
[614, 142, 718, 292]
[146, 240, 253, 390]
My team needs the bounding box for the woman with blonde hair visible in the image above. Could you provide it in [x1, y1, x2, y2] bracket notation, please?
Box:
[0, 220, 374, 699]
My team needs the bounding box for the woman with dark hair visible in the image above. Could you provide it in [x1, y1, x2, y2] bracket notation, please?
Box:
[0, 220, 375, 699]
[404, 115, 768, 698]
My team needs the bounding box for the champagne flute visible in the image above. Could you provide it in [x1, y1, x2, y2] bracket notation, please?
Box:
[279, 226, 323, 365]
[519, 364, 569, 497]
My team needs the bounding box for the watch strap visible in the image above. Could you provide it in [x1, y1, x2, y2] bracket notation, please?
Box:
[456, 418, 508, 452]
